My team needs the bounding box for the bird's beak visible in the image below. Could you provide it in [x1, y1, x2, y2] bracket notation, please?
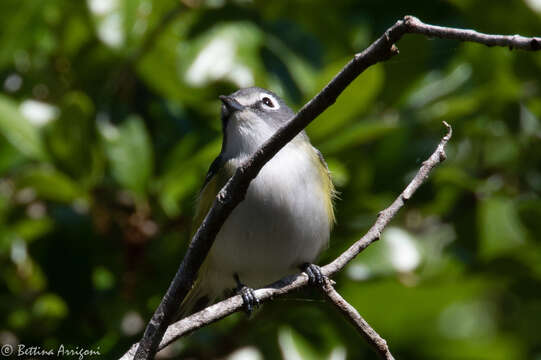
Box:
[219, 95, 245, 118]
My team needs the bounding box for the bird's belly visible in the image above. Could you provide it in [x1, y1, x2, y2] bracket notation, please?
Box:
[207, 148, 331, 290]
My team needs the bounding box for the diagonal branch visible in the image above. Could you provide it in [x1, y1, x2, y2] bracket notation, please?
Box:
[132, 14, 540, 360]
[121, 122, 452, 360]
[324, 122, 452, 275]
[321, 279, 395, 360]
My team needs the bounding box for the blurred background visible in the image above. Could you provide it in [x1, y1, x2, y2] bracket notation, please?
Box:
[1, 0, 540, 359]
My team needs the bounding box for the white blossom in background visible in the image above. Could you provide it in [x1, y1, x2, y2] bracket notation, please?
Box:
[4, 73, 22, 92]
[97, 113, 119, 140]
[346, 226, 421, 281]
[98, 13, 124, 47]
[347, 263, 372, 281]
[0, 331, 18, 348]
[20, 100, 58, 126]
[328, 347, 347, 360]
[384, 227, 421, 273]
[438, 301, 495, 339]
[524, 0, 541, 13]
[10, 238, 27, 265]
[278, 328, 303, 360]
[121, 311, 144, 336]
[278, 327, 346, 360]
[87, 0, 124, 48]
[87, 0, 116, 15]
[185, 36, 254, 88]
[226, 347, 263, 360]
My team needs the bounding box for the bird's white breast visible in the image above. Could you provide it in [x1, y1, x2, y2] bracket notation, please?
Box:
[206, 140, 331, 291]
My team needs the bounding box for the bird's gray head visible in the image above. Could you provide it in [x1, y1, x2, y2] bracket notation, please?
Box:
[219, 87, 301, 158]
[219, 87, 294, 129]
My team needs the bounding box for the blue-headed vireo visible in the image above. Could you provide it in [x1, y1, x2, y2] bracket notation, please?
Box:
[180, 87, 335, 316]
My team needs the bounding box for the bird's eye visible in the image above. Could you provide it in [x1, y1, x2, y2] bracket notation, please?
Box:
[262, 97, 274, 108]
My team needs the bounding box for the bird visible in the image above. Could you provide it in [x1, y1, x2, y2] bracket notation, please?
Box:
[179, 87, 335, 317]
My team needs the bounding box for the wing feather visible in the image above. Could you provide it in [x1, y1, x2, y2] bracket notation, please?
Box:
[179, 156, 235, 318]
[313, 146, 337, 226]
[191, 156, 230, 236]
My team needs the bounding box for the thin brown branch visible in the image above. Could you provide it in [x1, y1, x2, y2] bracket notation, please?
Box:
[121, 122, 452, 360]
[132, 14, 540, 360]
[403, 16, 541, 51]
[321, 279, 395, 360]
[324, 122, 452, 275]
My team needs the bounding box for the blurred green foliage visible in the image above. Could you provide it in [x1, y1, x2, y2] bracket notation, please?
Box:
[1, 0, 540, 359]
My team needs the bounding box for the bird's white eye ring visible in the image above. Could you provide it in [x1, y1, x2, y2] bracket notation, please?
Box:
[262, 96, 274, 108]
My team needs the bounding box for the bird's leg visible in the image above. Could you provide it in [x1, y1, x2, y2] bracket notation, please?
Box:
[301, 263, 325, 286]
[234, 273, 259, 314]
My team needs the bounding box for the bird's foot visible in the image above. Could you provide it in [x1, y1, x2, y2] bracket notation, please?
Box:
[301, 263, 325, 286]
[234, 274, 259, 315]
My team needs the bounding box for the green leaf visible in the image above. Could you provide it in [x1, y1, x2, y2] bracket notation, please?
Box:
[180, 22, 265, 88]
[341, 277, 491, 344]
[478, 197, 527, 260]
[307, 61, 384, 141]
[62, 14, 93, 56]
[16, 166, 86, 203]
[403, 63, 472, 109]
[0, 95, 47, 160]
[92, 266, 115, 290]
[158, 138, 221, 217]
[139, 19, 265, 103]
[33, 293, 68, 319]
[319, 119, 396, 154]
[278, 327, 323, 360]
[419, 90, 483, 122]
[12, 218, 54, 242]
[422, 337, 523, 360]
[520, 105, 539, 135]
[264, 34, 319, 96]
[8, 309, 30, 329]
[0, 136, 25, 173]
[0, 1, 45, 68]
[99, 115, 153, 197]
[325, 158, 349, 187]
[3, 256, 46, 293]
[45, 91, 103, 185]
[434, 165, 481, 192]
[483, 134, 519, 168]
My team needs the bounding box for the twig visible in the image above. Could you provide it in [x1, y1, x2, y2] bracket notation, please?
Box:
[321, 278, 395, 360]
[121, 122, 452, 360]
[324, 122, 452, 275]
[403, 16, 541, 51]
[132, 14, 540, 360]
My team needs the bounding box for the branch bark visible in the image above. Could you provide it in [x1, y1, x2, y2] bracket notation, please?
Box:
[404, 16, 541, 51]
[321, 278, 395, 360]
[131, 15, 541, 360]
